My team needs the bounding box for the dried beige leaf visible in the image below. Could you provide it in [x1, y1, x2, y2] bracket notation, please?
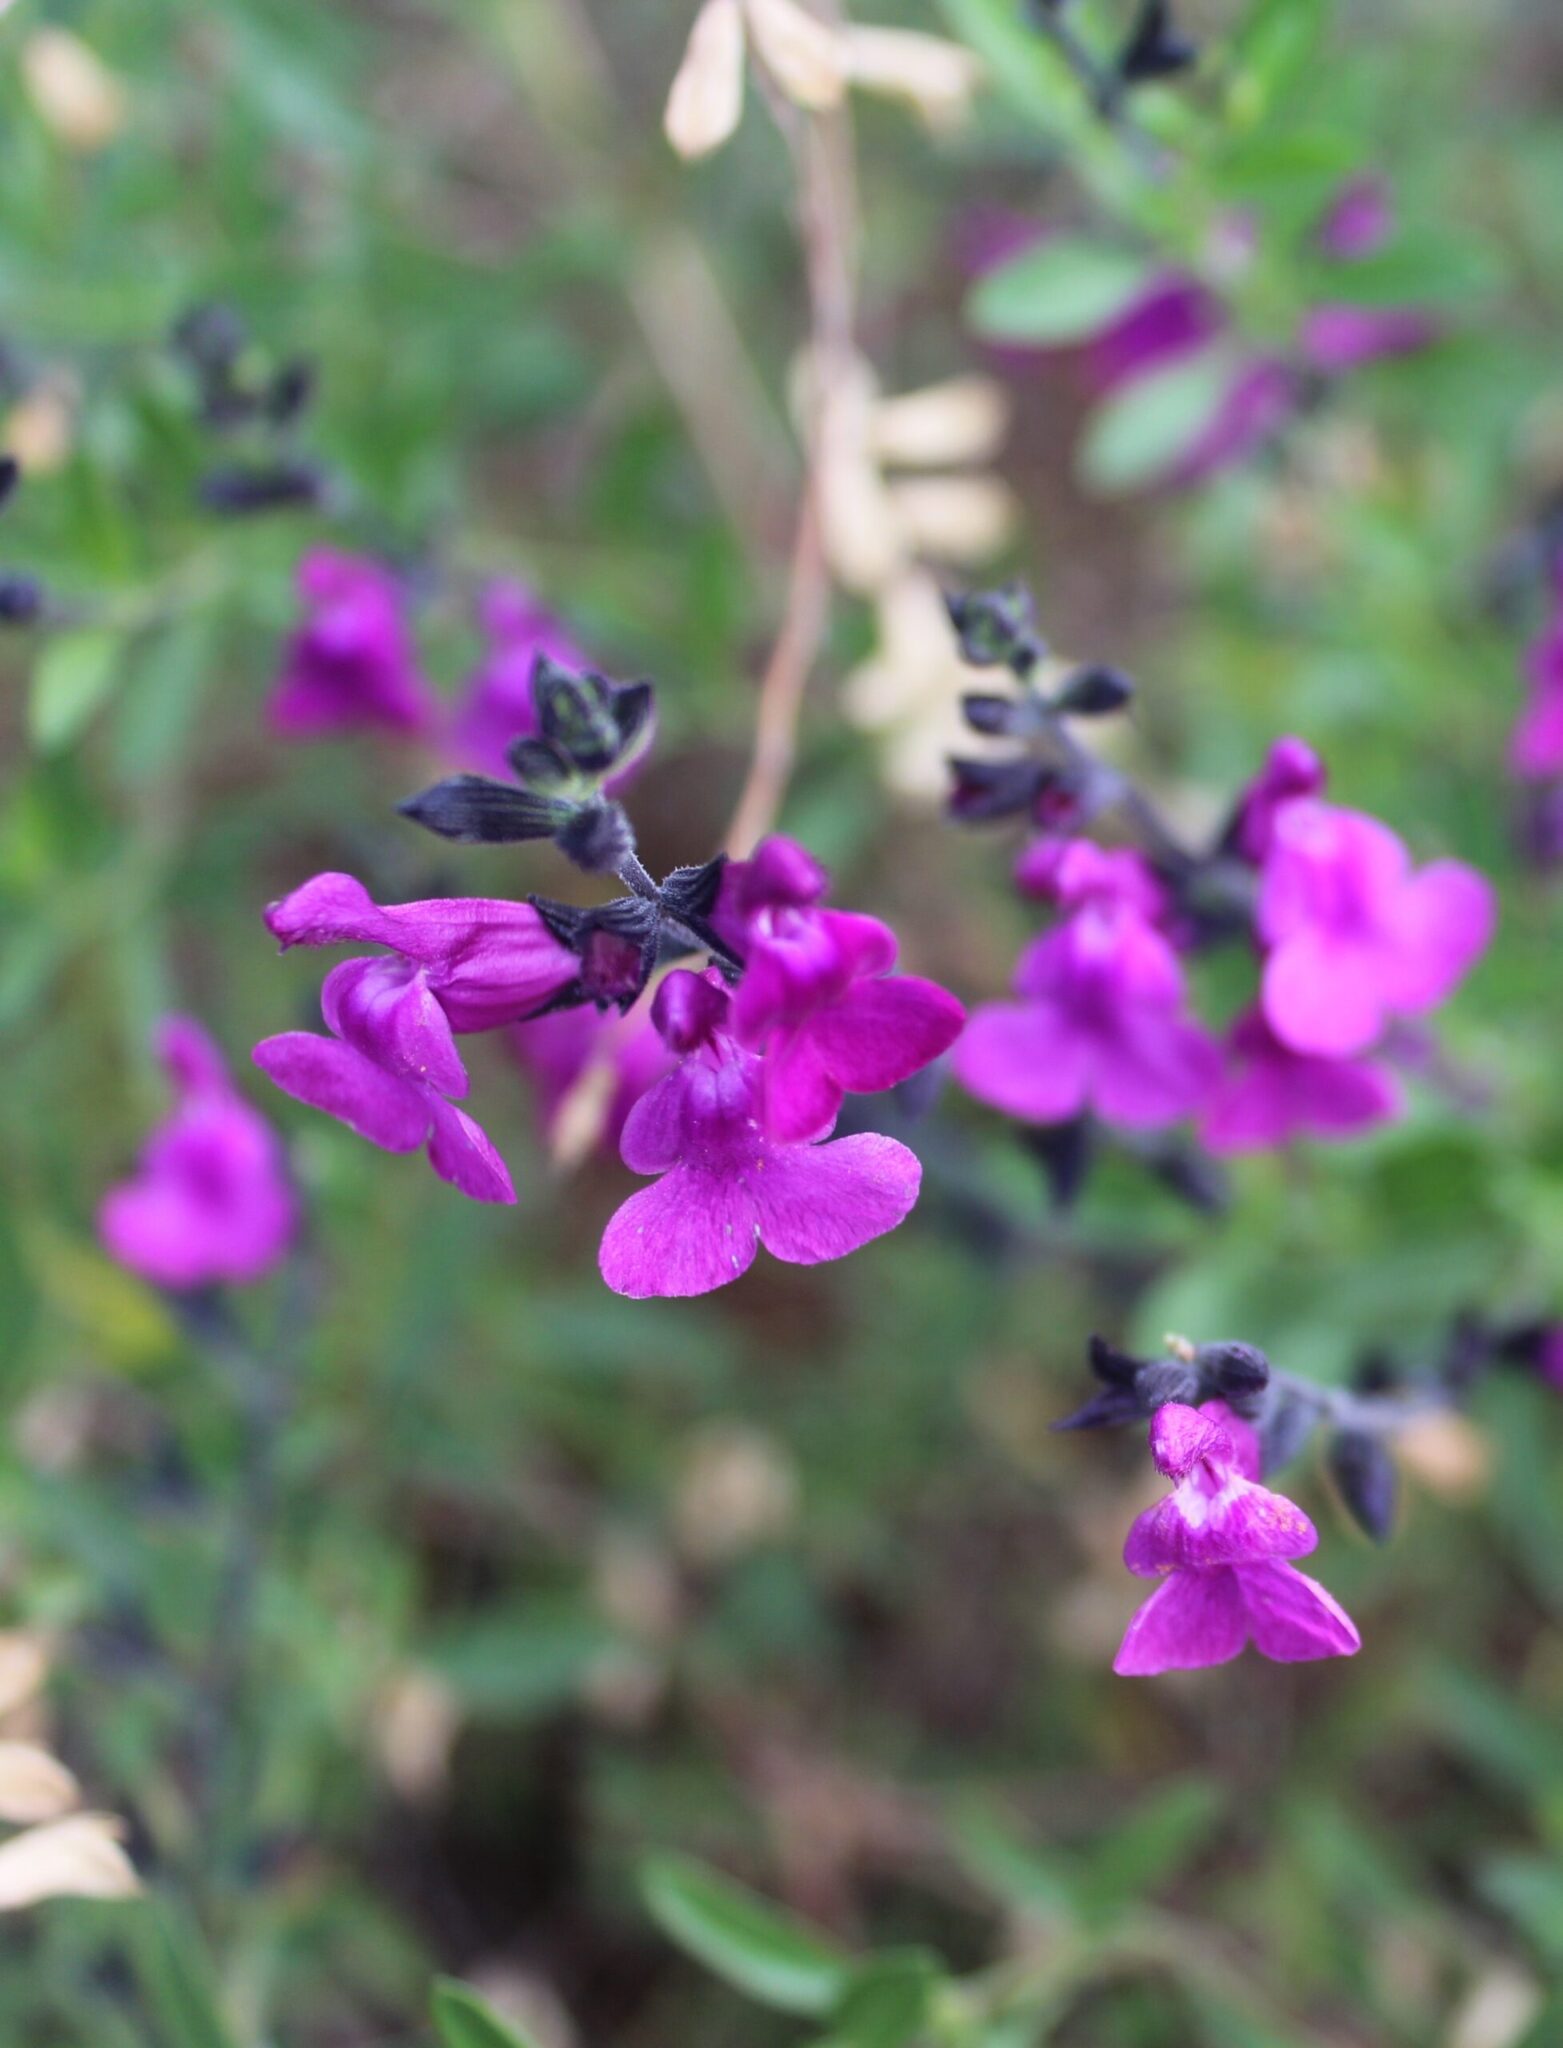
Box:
[675, 1424, 797, 1563]
[5, 374, 79, 476]
[664, 0, 747, 160]
[0, 1636, 50, 1724]
[1447, 1963, 1543, 2048]
[840, 26, 983, 130]
[0, 1814, 140, 1910]
[871, 376, 1011, 469]
[814, 360, 905, 592]
[1396, 1412, 1494, 1503]
[373, 1670, 461, 1805]
[888, 473, 1017, 563]
[22, 29, 128, 153]
[0, 1744, 79, 1825]
[744, 0, 847, 111]
[841, 572, 956, 727]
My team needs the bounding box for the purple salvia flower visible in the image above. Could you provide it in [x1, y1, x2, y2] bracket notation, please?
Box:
[1257, 798, 1494, 1058]
[1231, 735, 1327, 863]
[1201, 1007, 1401, 1155]
[1114, 1401, 1361, 1676]
[1085, 273, 1225, 393]
[268, 549, 434, 738]
[262, 872, 578, 1032]
[954, 879, 1219, 1131]
[254, 957, 515, 1202]
[1169, 357, 1300, 486]
[719, 838, 966, 1146]
[1537, 1328, 1563, 1392]
[1299, 304, 1440, 374]
[598, 971, 922, 1299]
[1317, 176, 1393, 261]
[447, 580, 590, 781]
[1510, 590, 1563, 781]
[1013, 836, 1169, 921]
[100, 1016, 297, 1289]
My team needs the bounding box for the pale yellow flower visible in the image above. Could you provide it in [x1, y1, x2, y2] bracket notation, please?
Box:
[664, 0, 980, 159]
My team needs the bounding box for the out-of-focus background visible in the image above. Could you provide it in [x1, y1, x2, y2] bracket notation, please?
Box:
[4, 1, 1563, 2042]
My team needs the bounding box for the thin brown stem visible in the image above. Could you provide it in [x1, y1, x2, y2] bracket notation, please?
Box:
[724, 71, 860, 856]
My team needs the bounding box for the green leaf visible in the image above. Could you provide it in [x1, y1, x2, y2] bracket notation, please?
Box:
[1480, 1856, 1563, 1966]
[126, 1902, 239, 2048]
[967, 238, 1156, 345]
[827, 1950, 942, 2048]
[1305, 229, 1502, 308]
[1077, 1778, 1224, 1923]
[950, 1804, 1076, 1919]
[1227, 0, 1328, 124]
[28, 629, 125, 753]
[432, 1978, 542, 2048]
[641, 1854, 849, 2016]
[1077, 351, 1236, 494]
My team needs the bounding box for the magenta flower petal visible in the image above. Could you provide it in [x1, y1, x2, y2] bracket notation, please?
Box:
[1237, 1559, 1362, 1662]
[758, 1028, 843, 1146]
[1511, 622, 1563, 779]
[100, 1016, 297, 1291]
[268, 549, 433, 738]
[599, 1167, 760, 1298]
[808, 977, 969, 1094]
[1299, 304, 1438, 373]
[322, 958, 469, 1097]
[1201, 1008, 1401, 1154]
[1149, 1402, 1229, 1478]
[953, 1001, 1092, 1125]
[1124, 1475, 1317, 1575]
[1261, 930, 1386, 1058]
[1379, 860, 1496, 1013]
[1114, 1570, 1250, 1676]
[425, 1098, 517, 1203]
[253, 1032, 430, 1153]
[748, 1131, 920, 1264]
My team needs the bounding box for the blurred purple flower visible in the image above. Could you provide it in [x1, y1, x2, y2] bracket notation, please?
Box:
[1169, 357, 1301, 486]
[954, 879, 1218, 1131]
[718, 837, 966, 1145]
[511, 998, 672, 1162]
[1231, 734, 1327, 862]
[1114, 1401, 1360, 1676]
[1201, 1007, 1401, 1155]
[1510, 589, 1563, 781]
[1085, 274, 1224, 393]
[1537, 1327, 1563, 1391]
[100, 1016, 296, 1289]
[598, 971, 922, 1298]
[1299, 304, 1439, 374]
[269, 549, 434, 738]
[1317, 176, 1393, 261]
[1014, 836, 1169, 920]
[1257, 799, 1494, 1058]
[446, 580, 589, 780]
[254, 959, 515, 1202]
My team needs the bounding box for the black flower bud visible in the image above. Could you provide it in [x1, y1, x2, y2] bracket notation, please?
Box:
[398, 775, 576, 844]
[1024, 1116, 1095, 1210]
[266, 357, 316, 428]
[1053, 664, 1135, 718]
[0, 454, 20, 514]
[505, 735, 578, 795]
[0, 572, 44, 625]
[1328, 1430, 1398, 1544]
[554, 797, 636, 876]
[1196, 1341, 1271, 1415]
[946, 756, 1045, 824]
[1257, 1392, 1316, 1475]
[945, 584, 1042, 673]
[1053, 1386, 1144, 1431]
[1118, 0, 1197, 84]
[198, 462, 330, 515]
[1088, 1333, 1143, 1388]
[1136, 1358, 1202, 1409]
[531, 658, 655, 780]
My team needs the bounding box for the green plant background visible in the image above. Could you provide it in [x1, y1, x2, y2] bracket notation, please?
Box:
[2, 1, 1563, 2043]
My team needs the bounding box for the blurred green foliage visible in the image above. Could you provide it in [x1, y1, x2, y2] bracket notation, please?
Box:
[2, 0, 1563, 2044]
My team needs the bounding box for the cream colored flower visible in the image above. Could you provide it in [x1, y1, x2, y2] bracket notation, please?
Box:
[811, 352, 1016, 596]
[5, 371, 80, 477]
[664, 0, 980, 158]
[22, 29, 127, 154]
[842, 569, 990, 800]
[0, 1634, 138, 1911]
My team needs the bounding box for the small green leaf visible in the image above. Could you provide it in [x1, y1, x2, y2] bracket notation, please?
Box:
[432, 1978, 543, 2048]
[641, 1854, 849, 2015]
[1077, 1778, 1224, 1922]
[126, 1902, 239, 2048]
[1078, 350, 1236, 494]
[1227, 0, 1328, 124]
[28, 629, 125, 752]
[967, 238, 1155, 345]
[828, 1950, 942, 2048]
